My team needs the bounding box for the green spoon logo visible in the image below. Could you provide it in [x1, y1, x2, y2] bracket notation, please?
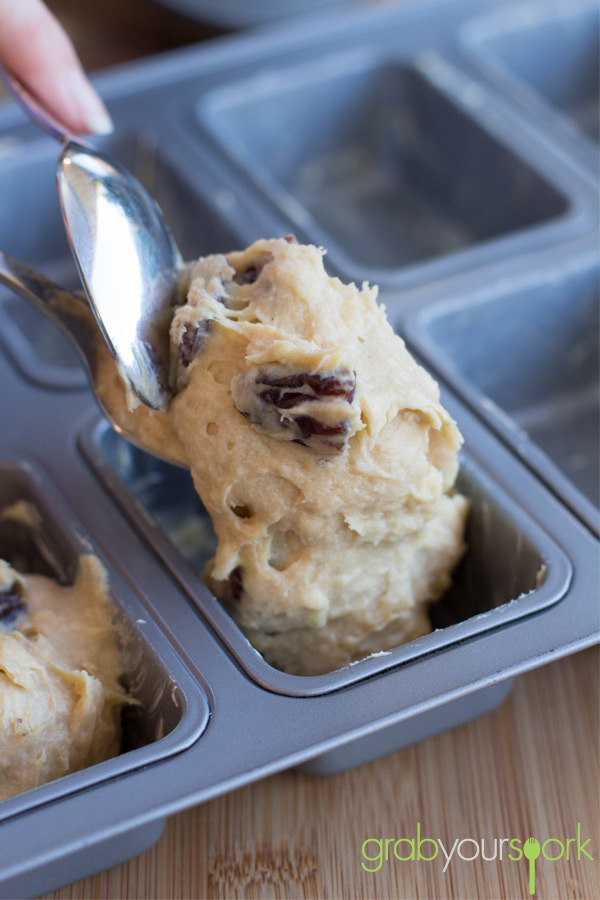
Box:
[524, 837, 541, 895]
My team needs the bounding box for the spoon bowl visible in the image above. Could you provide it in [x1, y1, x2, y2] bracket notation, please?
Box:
[0, 67, 181, 411]
[0, 250, 183, 467]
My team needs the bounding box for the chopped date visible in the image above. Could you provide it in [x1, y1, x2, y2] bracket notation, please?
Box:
[258, 371, 356, 408]
[235, 366, 357, 454]
[291, 416, 350, 452]
[232, 253, 273, 287]
[233, 264, 258, 286]
[295, 416, 349, 440]
[178, 320, 212, 368]
[213, 279, 228, 306]
[0, 582, 27, 626]
[229, 566, 244, 601]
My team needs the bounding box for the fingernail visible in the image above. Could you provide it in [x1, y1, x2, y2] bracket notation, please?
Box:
[67, 69, 114, 135]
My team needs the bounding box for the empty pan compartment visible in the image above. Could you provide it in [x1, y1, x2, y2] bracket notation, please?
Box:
[0, 133, 242, 389]
[464, 1, 599, 147]
[198, 55, 568, 283]
[81, 418, 570, 694]
[0, 457, 209, 818]
[406, 257, 599, 532]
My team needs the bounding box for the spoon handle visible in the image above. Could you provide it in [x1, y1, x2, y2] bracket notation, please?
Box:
[0, 67, 71, 144]
[0, 251, 97, 375]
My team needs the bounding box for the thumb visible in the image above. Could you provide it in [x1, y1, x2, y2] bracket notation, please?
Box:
[0, 0, 113, 135]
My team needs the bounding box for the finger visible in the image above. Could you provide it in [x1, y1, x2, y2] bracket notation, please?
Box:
[0, 0, 112, 134]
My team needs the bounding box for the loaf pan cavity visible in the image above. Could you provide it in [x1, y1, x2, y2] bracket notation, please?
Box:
[198, 54, 569, 283]
[405, 256, 599, 534]
[463, 0, 599, 147]
[81, 419, 571, 696]
[0, 457, 209, 821]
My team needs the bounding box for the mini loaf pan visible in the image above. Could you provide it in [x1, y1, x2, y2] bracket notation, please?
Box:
[459, 0, 599, 172]
[0, 452, 209, 840]
[1, 387, 596, 899]
[401, 248, 599, 536]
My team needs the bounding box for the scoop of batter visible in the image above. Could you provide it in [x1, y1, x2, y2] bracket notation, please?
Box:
[0, 555, 129, 801]
[97, 238, 468, 675]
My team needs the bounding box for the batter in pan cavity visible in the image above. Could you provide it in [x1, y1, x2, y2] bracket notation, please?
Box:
[0, 555, 130, 801]
[97, 237, 469, 675]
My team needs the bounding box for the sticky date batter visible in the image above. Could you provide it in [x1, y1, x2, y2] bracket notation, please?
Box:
[97, 238, 469, 675]
[0, 555, 130, 801]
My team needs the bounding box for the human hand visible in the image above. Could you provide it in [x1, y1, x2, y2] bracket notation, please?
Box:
[0, 0, 113, 134]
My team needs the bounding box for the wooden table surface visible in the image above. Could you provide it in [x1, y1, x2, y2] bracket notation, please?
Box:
[12, 2, 598, 898]
[40, 646, 599, 900]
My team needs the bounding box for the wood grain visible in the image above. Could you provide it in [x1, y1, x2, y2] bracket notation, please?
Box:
[41, 647, 599, 900]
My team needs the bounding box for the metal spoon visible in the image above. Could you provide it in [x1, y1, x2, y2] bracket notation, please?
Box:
[0, 68, 181, 411]
[0, 250, 182, 467]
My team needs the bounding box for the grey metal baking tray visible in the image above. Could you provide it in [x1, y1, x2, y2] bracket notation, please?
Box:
[0, 0, 597, 893]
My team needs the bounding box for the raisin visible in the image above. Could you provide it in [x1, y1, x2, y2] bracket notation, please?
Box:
[229, 566, 243, 601]
[178, 320, 212, 368]
[282, 234, 298, 244]
[0, 582, 27, 627]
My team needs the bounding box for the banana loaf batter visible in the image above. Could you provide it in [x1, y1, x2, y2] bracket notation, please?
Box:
[98, 238, 469, 675]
